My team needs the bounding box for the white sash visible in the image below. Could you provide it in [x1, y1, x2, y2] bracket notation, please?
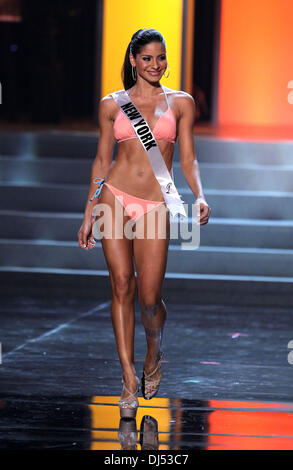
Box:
[111, 87, 187, 219]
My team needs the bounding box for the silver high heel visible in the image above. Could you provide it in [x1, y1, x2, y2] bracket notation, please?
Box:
[119, 375, 139, 418]
[139, 415, 159, 450]
[118, 418, 138, 450]
[141, 351, 163, 400]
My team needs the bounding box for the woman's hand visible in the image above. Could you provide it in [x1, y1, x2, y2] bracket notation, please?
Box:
[194, 197, 211, 225]
[77, 216, 96, 250]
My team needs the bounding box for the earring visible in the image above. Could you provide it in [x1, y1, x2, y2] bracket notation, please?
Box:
[131, 66, 137, 81]
[163, 63, 170, 78]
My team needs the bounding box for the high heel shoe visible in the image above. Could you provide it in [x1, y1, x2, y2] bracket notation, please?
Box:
[141, 351, 163, 400]
[139, 415, 159, 450]
[119, 375, 139, 418]
[118, 418, 138, 450]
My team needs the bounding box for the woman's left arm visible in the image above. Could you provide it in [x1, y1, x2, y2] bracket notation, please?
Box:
[177, 92, 211, 225]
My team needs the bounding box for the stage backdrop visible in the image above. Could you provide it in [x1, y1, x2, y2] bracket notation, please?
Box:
[218, 0, 293, 127]
[100, 0, 183, 97]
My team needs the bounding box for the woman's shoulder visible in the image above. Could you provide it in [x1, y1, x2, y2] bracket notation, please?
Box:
[163, 86, 194, 103]
[101, 88, 125, 101]
[99, 89, 124, 115]
[163, 86, 195, 112]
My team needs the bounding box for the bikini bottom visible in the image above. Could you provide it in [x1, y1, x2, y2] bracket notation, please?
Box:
[89, 178, 165, 223]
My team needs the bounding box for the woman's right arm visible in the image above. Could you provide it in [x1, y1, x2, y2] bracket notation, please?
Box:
[78, 96, 115, 250]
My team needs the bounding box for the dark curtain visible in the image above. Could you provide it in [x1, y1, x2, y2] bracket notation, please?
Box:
[193, 0, 218, 121]
[0, 0, 97, 123]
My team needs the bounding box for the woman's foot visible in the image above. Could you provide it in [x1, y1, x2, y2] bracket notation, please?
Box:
[141, 351, 163, 400]
[119, 373, 139, 418]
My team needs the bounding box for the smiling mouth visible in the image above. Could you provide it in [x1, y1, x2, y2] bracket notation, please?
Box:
[148, 71, 161, 75]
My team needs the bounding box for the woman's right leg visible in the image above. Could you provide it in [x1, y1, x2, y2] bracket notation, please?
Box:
[96, 184, 138, 397]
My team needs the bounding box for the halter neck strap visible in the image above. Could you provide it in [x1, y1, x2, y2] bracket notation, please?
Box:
[127, 84, 169, 108]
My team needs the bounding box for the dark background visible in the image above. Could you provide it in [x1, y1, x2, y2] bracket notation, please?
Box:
[193, 0, 218, 121]
[0, 0, 99, 124]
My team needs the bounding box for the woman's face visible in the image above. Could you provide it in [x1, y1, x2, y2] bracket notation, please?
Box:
[130, 41, 167, 83]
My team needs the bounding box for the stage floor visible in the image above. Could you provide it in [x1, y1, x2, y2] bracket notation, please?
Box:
[1, 295, 293, 450]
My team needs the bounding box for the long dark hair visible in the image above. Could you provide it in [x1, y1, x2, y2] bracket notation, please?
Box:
[121, 28, 166, 90]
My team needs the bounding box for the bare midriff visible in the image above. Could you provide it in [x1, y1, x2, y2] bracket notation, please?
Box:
[105, 138, 175, 202]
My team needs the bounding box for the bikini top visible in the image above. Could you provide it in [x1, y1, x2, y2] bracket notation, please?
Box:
[112, 86, 177, 144]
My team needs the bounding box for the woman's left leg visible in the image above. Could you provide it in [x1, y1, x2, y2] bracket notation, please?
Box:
[133, 204, 170, 383]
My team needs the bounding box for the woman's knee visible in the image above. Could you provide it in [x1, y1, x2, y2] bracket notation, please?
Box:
[111, 272, 136, 300]
[138, 293, 163, 319]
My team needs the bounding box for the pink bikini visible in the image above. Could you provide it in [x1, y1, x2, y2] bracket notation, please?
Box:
[113, 106, 176, 144]
[89, 87, 177, 222]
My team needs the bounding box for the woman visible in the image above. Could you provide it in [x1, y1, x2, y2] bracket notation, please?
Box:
[78, 29, 211, 418]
